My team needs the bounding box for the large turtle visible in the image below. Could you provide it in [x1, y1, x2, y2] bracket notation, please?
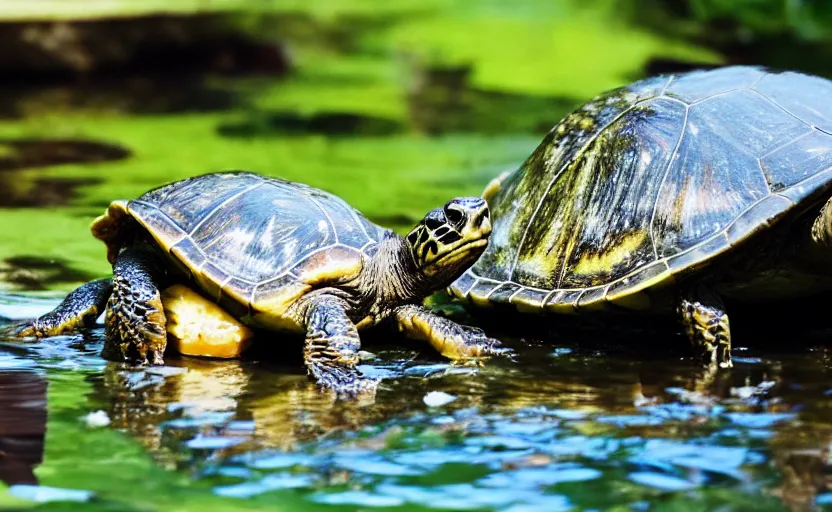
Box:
[449, 66, 832, 368]
[8, 171, 502, 392]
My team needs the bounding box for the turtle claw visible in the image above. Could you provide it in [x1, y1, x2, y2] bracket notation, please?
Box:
[462, 326, 511, 358]
[435, 323, 510, 360]
[308, 361, 379, 398]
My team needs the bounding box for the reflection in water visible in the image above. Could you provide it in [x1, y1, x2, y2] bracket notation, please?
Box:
[0, 371, 47, 486]
[0, 256, 98, 291]
[1, 292, 831, 509]
[0, 138, 129, 208]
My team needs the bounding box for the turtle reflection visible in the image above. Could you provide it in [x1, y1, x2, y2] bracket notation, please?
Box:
[0, 371, 47, 486]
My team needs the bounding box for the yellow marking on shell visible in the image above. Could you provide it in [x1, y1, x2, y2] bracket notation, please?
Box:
[246, 282, 311, 333]
[469, 290, 496, 309]
[605, 268, 675, 306]
[511, 293, 546, 314]
[296, 247, 362, 285]
[90, 200, 130, 264]
[545, 301, 578, 315]
[161, 284, 254, 359]
[572, 230, 648, 277]
[607, 290, 651, 311]
[578, 116, 594, 131]
[191, 265, 223, 302]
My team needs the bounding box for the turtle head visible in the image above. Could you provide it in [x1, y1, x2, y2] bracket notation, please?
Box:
[406, 197, 491, 280]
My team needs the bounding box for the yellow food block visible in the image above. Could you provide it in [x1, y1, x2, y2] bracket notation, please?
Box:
[161, 284, 254, 359]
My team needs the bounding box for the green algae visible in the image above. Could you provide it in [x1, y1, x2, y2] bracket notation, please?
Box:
[0, 0, 723, 292]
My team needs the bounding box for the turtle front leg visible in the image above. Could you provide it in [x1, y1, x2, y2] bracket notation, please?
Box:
[2, 278, 112, 338]
[302, 295, 377, 395]
[106, 246, 168, 365]
[394, 304, 508, 360]
[677, 284, 732, 369]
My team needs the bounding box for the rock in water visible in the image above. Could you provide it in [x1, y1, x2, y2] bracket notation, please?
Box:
[161, 284, 254, 359]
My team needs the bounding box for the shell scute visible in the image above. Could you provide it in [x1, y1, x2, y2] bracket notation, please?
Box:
[487, 283, 522, 304]
[724, 194, 794, 246]
[139, 172, 264, 233]
[169, 237, 206, 278]
[665, 66, 764, 104]
[128, 200, 188, 250]
[556, 97, 686, 289]
[754, 71, 832, 133]
[290, 245, 363, 286]
[761, 130, 832, 192]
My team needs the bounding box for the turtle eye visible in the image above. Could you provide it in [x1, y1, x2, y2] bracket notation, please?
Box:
[445, 208, 463, 226]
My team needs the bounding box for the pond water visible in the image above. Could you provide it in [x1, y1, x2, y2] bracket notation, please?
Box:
[1, 1, 831, 511]
[2, 294, 831, 511]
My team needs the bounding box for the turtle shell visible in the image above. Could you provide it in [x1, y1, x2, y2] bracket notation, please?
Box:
[92, 172, 388, 331]
[450, 66, 832, 313]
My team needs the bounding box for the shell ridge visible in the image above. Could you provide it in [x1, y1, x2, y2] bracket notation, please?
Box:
[686, 87, 749, 106]
[297, 187, 340, 244]
[650, 103, 690, 260]
[554, 97, 681, 288]
[756, 158, 773, 193]
[758, 129, 815, 161]
[748, 87, 814, 129]
[348, 203, 376, 246]
[507, 104, 639, 281]
[187, 182, 264, 236]
[749, 71, 768, 89]
[658, 75, 675, 96]
[127, 199, 188, 246]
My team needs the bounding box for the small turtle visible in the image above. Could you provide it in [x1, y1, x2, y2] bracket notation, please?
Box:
[8, 171, 502, 392]
[449, 66, 832, 368]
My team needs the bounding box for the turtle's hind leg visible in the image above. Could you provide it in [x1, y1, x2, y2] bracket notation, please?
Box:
[394, 304, 508, 360]
[301, 295, 377, 395]
[106, 246, 168, 365]
[2, 278, 112, 338]
[677, 284, 732, 369]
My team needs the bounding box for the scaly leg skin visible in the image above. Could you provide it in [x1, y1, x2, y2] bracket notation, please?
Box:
[106, 246, 168, 365]
[302, 295, 377, 395]
[677, 285, 733, 369]
[394, 304, 508, 360]
[1, 278, 113, 338]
